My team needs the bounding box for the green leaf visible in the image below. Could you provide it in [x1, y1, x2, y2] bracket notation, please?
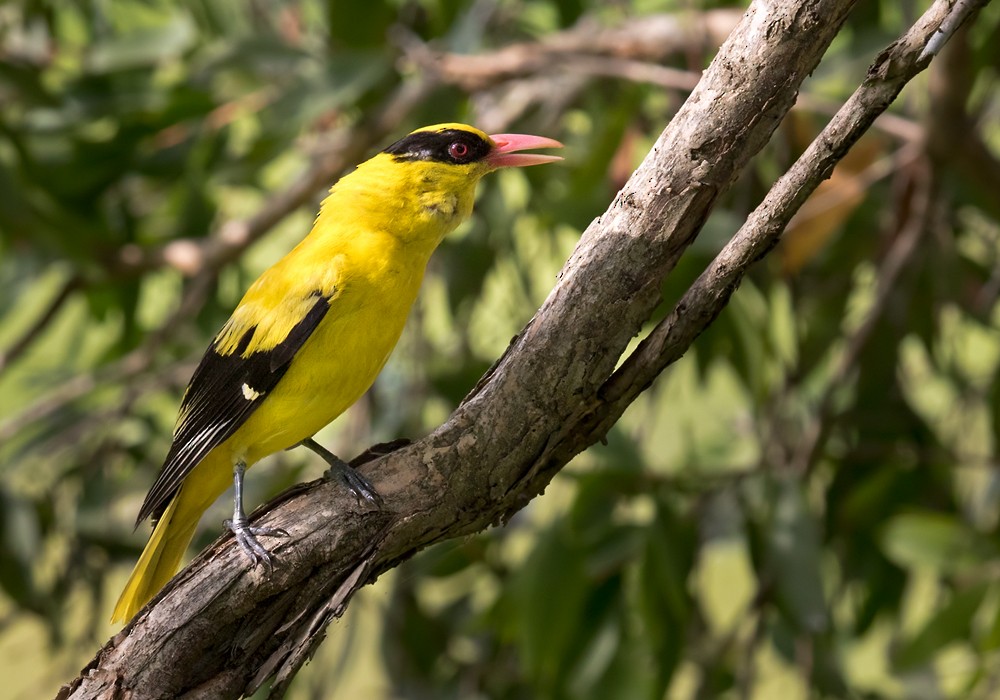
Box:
[893, 583, 989, 671]
[0, 490, 39, 611]
[509, 520, 589, 691]
[86, 14, 196, 73]
[416, 538, 483, 578]
[383, 579, 453, 684]
[879, 512, 989, 572]
[636, 497, 697, 696]
[570, 608, 655, 700]
[326, 0, 396, 49]
[567, 574, 631, 700]
[980, 586, 1000, 653]
[751, 477, 829, 634]
[0, 59, 55, 106]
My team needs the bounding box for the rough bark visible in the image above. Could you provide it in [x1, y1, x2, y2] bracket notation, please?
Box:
[58, 0, 985, 697]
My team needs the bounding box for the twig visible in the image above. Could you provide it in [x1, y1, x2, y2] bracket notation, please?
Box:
[0, 344, 150, 444]
[253, 534, 386, 699]
[789, 161, 934, 474]
[0, 271, 215, 443]
[787, 8, 986, 473]
[796, 94, 924, 143]
[558, 54, 701, 91]
[422, 30, 929, 149]
[788, 141, 922, 228]
[919, 0, 980, 60]
[737, 607, 768, 700]
[925, 9, 1000, 223]
[0, 273, 82, 377]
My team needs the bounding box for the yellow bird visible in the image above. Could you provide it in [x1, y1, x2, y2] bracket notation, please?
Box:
[112, 123, 562, 623]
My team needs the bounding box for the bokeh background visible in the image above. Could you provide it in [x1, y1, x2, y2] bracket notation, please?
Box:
[2, 1, 1000, 698]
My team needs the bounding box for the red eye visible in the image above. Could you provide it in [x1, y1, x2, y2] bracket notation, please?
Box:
[448, 141, 470, 160]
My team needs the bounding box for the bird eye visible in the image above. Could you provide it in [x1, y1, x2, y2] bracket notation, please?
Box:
[448, 141, 470, 160]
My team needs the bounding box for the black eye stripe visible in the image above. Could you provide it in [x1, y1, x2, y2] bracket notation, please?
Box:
[383, 129, 492, 164]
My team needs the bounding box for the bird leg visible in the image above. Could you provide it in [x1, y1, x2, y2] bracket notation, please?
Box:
[299, 438, 383, 508]
[223, 459, 288, 573]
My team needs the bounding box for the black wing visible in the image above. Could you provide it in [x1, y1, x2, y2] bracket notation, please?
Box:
[137, 291, 332, 525]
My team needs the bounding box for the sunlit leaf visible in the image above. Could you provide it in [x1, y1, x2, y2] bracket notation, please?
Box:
[86, 15, 197, 73]
[893, 582, 989, 671]
[636, 496, 696, 695]
[880, 511, 991, 573]
[508, 520, 588, 690]
[749, 477, 829, 635]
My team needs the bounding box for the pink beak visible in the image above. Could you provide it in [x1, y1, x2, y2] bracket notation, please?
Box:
[487, 133, 564, 168]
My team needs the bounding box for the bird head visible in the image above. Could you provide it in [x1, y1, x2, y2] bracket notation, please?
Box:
[324, 123, 562, 251]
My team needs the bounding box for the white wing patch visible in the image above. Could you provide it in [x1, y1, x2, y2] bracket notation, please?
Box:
[242, 383, 263, 401]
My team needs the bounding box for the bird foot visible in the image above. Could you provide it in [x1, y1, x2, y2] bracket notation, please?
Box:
[325, 457, 383, 508]
[298, 438, 383, 508]
[224, 517, 288, 574]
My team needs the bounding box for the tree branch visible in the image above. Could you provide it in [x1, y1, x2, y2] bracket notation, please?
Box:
[403, 9, 743, 91]
[59, 0, 984, 697]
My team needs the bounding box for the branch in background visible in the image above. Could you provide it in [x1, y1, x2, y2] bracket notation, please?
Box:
[0, 269, 216, 443]
[929, 11, 1000, 226]
[924, 14, 1000, 313]
[563, 54, 700, 91]
[0, 91, 281, 384]
[403, 9, 743, 91]
[1, 4, 934, 441]
[0, 273, 81, 375]
[784, 141, 922, 227]
[411, 10, 929, 147]
[787, 4, 990, 473]
[790, 160, 936, 474]
[0, 345, 158, 444]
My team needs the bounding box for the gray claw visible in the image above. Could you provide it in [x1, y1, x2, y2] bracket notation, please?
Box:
[299, 437, 384, 508]
[224, 517, 287, 573]
[330, 462, 383, 508]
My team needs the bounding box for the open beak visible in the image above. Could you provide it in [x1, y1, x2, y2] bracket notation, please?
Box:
[487, 133, 564, 168]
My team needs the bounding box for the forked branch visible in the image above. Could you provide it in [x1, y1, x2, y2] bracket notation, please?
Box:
[59, 1, 983, 697]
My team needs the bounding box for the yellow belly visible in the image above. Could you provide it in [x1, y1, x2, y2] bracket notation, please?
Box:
[223, 287, 412, 465]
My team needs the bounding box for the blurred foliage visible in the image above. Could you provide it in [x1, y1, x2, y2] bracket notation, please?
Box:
[2, 0, 1000, 698]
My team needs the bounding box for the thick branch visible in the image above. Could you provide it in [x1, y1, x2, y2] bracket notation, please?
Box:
[59, 0, 983, 697]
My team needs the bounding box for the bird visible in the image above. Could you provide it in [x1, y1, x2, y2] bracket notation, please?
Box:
[111, 123, 562, 623]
